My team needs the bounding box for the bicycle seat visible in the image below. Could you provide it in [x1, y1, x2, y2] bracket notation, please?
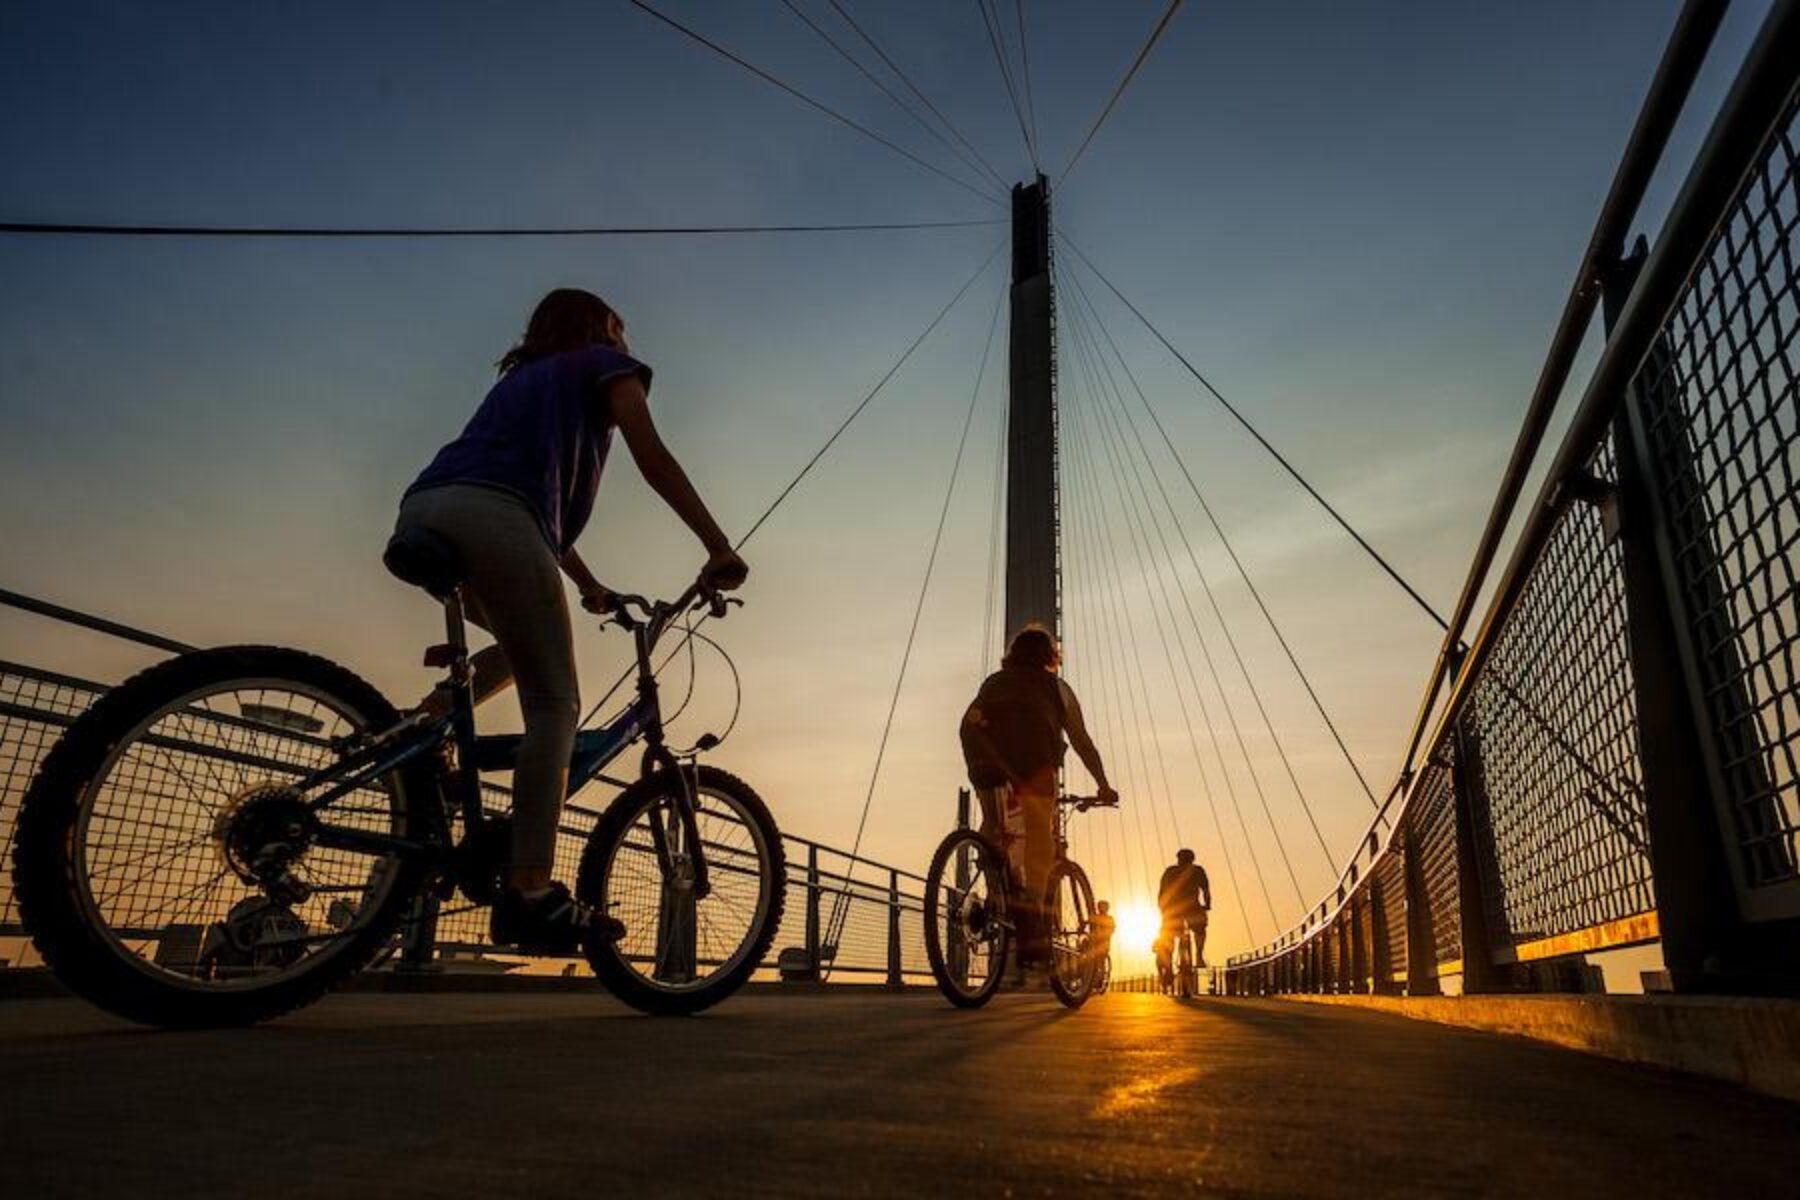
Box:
[383, 527, 464, 598]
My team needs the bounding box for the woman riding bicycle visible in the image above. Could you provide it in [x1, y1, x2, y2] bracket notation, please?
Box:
[959, 625, 1118, 963]
[394, 287, 746, 952]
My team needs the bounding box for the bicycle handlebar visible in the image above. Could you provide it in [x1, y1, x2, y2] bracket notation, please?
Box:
[601, 579, 742, 643]
[1061, 794, 1120, 812]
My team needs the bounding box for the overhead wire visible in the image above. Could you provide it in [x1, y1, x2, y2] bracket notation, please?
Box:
[1062, 261, 1384, 812]
[823, 0, 1014, 193]
[1060, 232, 1450, 631]
[821, 273, 1009, 974]
[625, 0, 1005, 209]
[1057, 0, 1186, 186]
[1062, 270, 1336, 872]
[778, 0, 1009, 195]
[0, 218, 1002, 239]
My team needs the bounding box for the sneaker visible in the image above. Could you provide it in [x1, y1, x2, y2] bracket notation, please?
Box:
[490, 883, 625, 954]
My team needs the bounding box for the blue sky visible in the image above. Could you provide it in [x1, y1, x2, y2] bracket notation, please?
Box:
[0, 0, 1772, 960]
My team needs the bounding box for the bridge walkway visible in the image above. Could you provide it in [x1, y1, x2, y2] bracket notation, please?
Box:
[1, 992, 1795, 1197]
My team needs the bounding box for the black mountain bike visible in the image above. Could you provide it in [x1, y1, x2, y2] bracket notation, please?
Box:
[11, 526, 783, 1026]
[922, 791, 1115, 1010]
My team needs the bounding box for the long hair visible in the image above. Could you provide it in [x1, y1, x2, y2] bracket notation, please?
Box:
[497, 288, 620, 376]
[1001, 623, 1059, 671]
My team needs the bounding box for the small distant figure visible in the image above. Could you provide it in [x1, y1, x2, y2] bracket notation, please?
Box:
[1158, 848, 1212, 970]
[1089, 899, 1117, 963]
[959, 624, 1118, 965]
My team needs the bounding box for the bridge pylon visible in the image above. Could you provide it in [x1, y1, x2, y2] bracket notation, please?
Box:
[1003, 173, 1059, 649]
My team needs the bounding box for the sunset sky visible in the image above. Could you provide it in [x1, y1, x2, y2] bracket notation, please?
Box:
[0, 0, 1771, 965]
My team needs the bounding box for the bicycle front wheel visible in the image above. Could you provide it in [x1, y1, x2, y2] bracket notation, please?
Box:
[576, 765, 784, 1016]
[923, 829, 1011, 1008]
[1044, 859, 1097, 1009]
[11, 647, 427, 1027]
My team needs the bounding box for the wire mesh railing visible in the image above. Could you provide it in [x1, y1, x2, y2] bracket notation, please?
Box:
[1228, 4, 1800, 997]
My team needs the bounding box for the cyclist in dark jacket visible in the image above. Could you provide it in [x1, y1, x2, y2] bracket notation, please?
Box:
[960, 624, 1117, 962]
[1157, 848, 1212, 968]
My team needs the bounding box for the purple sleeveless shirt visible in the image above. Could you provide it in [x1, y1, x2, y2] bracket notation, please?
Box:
[405, 345, 652, 553]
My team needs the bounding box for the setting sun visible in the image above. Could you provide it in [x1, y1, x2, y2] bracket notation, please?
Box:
[1114, 903, 1161, 955]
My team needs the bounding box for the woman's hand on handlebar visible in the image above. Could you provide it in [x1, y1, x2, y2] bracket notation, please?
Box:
[701, 547, 749, 592]
[579, 585, 618, 616]
[1097, 784, 1120, 808]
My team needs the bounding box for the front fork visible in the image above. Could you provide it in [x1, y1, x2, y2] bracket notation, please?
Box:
[633, 640, 711, 901]
[642, 743, 712, 901]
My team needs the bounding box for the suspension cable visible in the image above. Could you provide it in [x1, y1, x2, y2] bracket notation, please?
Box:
[1059, 372, 1178, 858]
[1062, 263, 1384, 811]
[1063, 275, 1337, 870]
[1061, 409, 1161, 903]
[738, 240, 1004, 549]
[978, 364, 1009, 673]
[625, 0, 1005, 210]
[822, 279, 1008, 971]
[778, 0, 1009, 195]
[1062, 301, 1281, 932]
[1060, 233, 1450, 630]
[823, 0, 1013, 192]
[1013, 0, 1042, 165]
[1063, 380, 1186, 911]
[1060, 315, 1263, 942]
[1057, 0, 1185, 186]
[1060, 275, 1309, 910]
[974, 0, 1038, 170]
[0, 218, 1001, 239]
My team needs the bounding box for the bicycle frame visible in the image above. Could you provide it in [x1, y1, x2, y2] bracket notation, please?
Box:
[295, 581, 715, 896]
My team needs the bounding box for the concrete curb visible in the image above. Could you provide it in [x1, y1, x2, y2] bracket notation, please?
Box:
[1281, 993, 1800, 1102]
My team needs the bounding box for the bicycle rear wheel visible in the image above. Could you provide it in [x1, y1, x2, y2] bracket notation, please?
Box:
[923, 829, 1010, 1008]
[11, 647, 427, 1027]
[576, 765, 784, 1016]
[1044, 859, 1097, 1009]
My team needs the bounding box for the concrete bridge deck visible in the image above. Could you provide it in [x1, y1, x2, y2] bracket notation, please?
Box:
[1, 991, 1796, 1197]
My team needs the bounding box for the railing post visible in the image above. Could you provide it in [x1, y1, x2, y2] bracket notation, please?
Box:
[885, 868, 903, 989]
[1605, 240, 1800, 993]
[399, 892, 440, 972]
[1368, 876, 1398, 994]
[1401, 820, 1441, 996]
[1450, 720, 1517, 993]
[805, 844, 822, 978]
[1350, 898, 1369, 995]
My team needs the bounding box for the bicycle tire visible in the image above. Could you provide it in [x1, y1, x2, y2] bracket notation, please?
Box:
[922, 828, 1011, 1009]
[1044, 859, 1097, 1009]
[576, 765, 783, 1016]
[12, 646, 428, 1027]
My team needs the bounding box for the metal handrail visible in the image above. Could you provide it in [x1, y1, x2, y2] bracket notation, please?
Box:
[1398, 0, 1728, 785]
